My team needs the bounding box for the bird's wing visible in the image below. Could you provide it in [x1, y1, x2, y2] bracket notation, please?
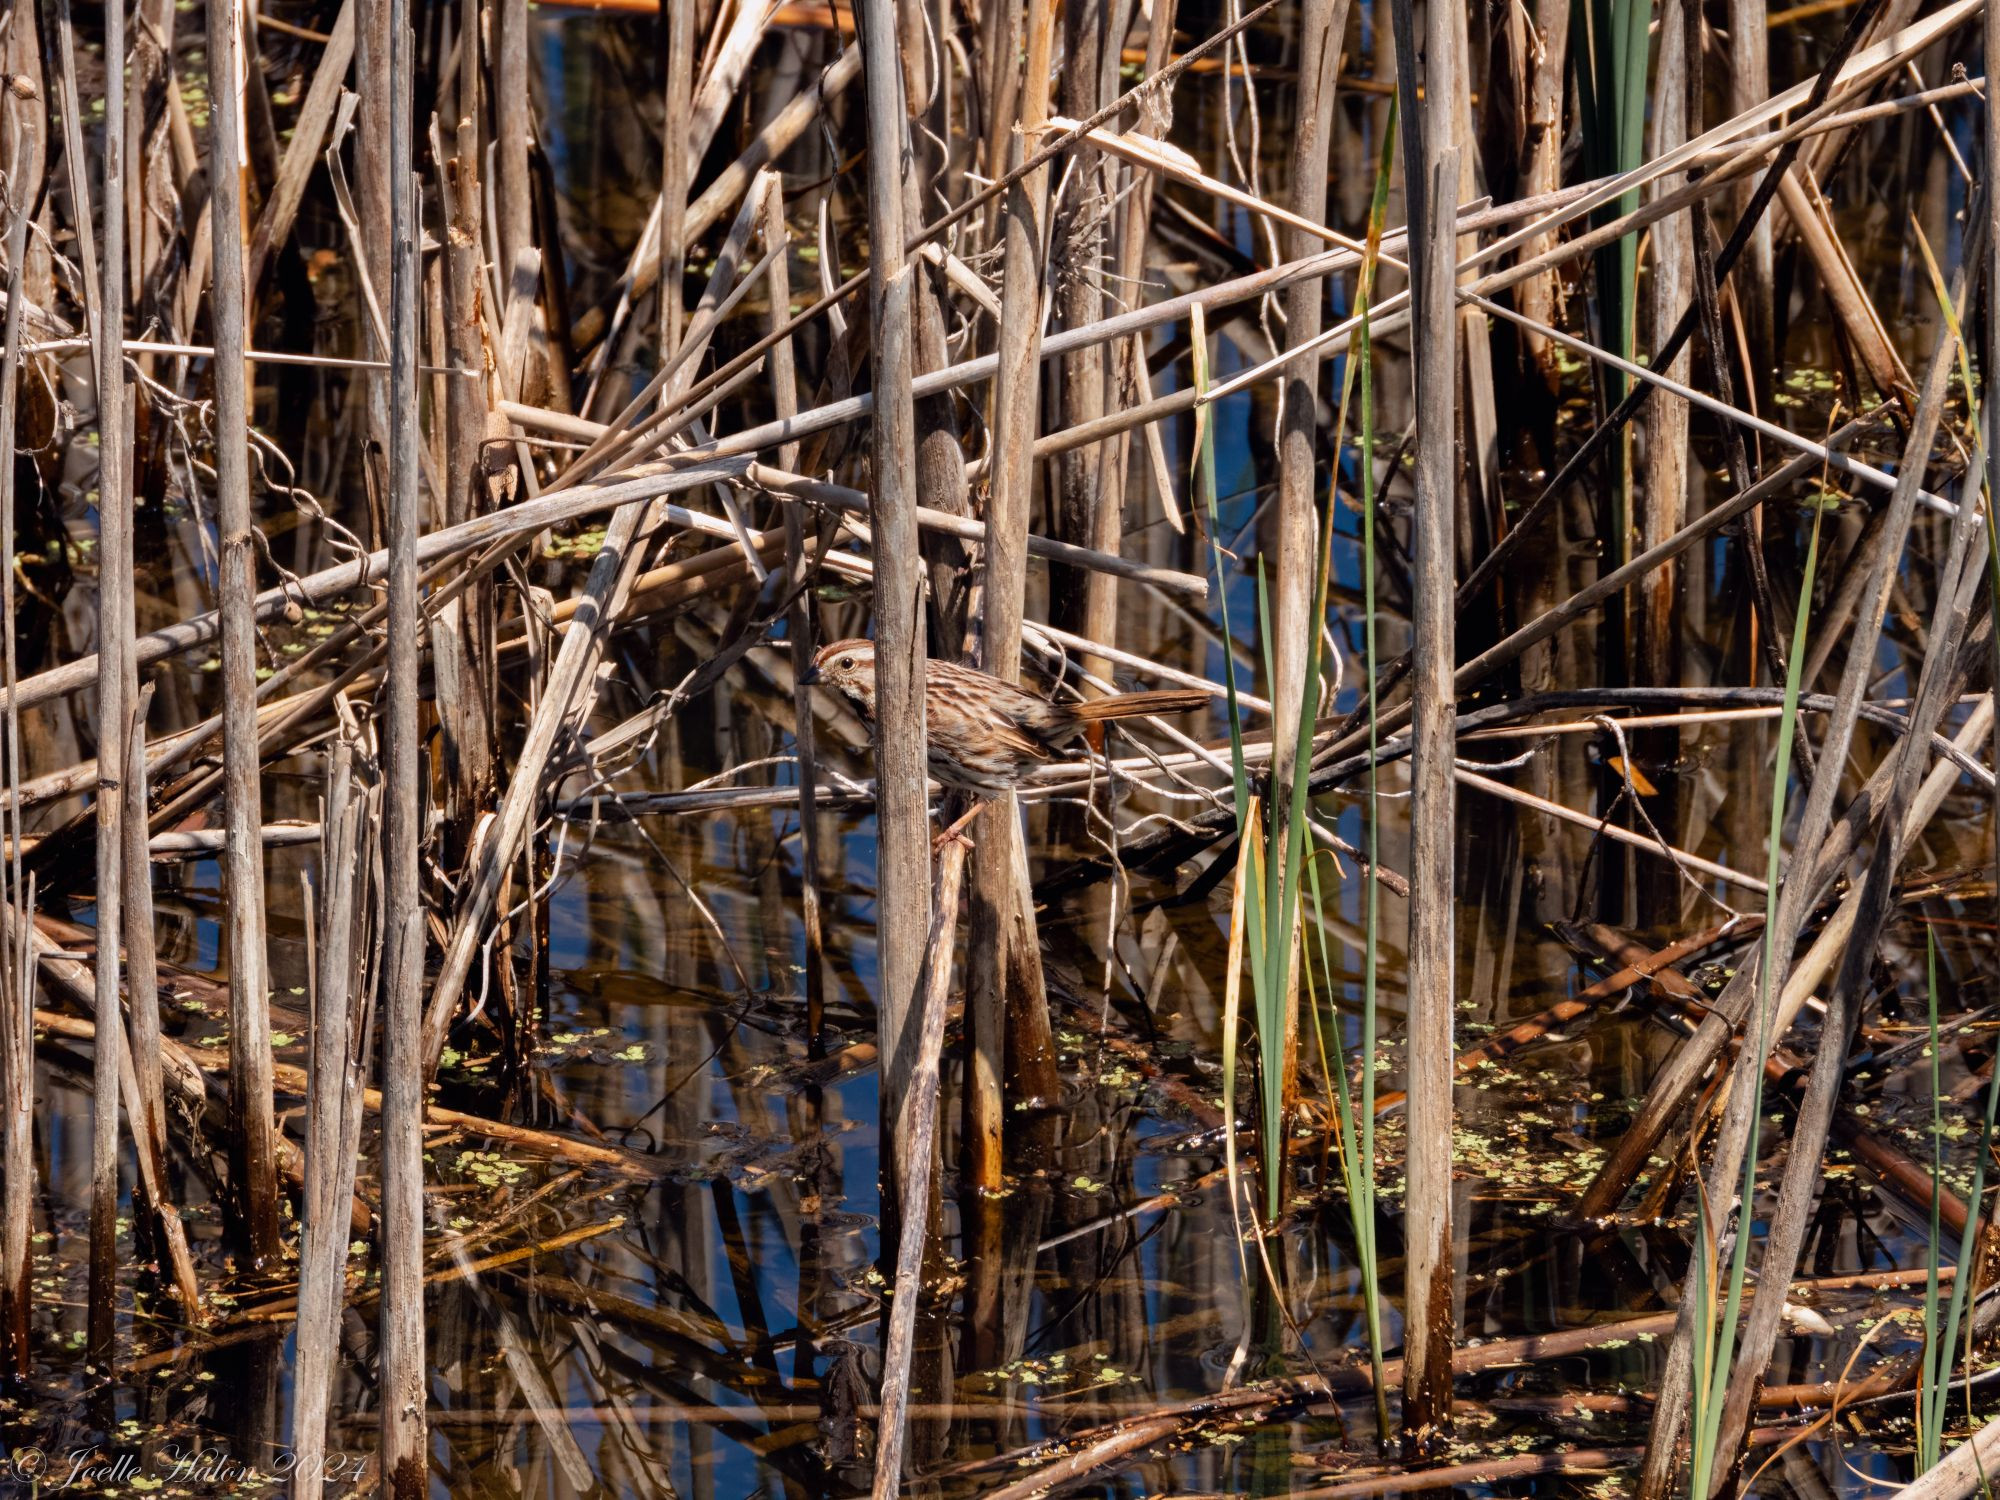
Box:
[989, 722, 1050, 760]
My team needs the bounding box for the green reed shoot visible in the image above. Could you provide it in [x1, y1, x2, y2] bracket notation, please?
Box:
[1920, 927, 1947, 1471]
[1299, 100, 1396, 1441]
[1193, 297, 1328, 1225]
[1195, 99, 1396, 1415]
[1221, 793, 1256, 1278]
[1689, 495, 1827, 1498]
[1918, 924, 2000, 1471]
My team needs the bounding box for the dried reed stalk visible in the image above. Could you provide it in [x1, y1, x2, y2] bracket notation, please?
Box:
[1395, 0, 1459, 1433]
[965, 0, 1060, 1196]
[376, 0, 429, 1481]
[855, 0, 930, 1143]
[872, 834, 967, 1500]
[1728, 0, 1775, 382]
[762, 171, 829, 1045]
[290, 735, 376, 1499]
[0, 110, 35, 1377]
[495, 0, 535, 284]
[655, 0, 695, 364]
[1053, 0, 1110, 673]
[437, 114, 497, 870]
[353, 0, 393, 539]
[1638, 0, 1693, 696]
[209, 0, 281, 1264]
[1514, 0, 1569, 382]
[118, 689, 199, 1313]
[87, 0, 132, 1369]
[1097, 0, 1179, 541]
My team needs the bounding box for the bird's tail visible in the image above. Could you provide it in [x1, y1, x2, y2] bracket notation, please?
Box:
[1065, 688, 1214, 723]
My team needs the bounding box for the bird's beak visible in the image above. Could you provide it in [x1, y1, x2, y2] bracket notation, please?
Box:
[800, 662, 821, 686]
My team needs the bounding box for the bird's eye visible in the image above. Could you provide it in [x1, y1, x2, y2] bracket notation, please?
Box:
[839, 657, 853, 670]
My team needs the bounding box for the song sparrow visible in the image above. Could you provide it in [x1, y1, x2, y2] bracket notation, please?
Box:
[803, 637, 1213, 796]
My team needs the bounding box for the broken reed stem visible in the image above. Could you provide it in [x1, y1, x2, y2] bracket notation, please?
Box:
[352, 0, 393, 531]
[0, 7, 1984, 1492]
[1631, 0, 1696, 926]
[1101, 0, 1180, 540]
[210, 0, 281, 1267]
[377, 0, 429, 1482]
[1515, 0, 1570, 378]
[246, 0, 356, 293]
[87, 0, 130, 1371]
[1091, 0, 1172, 562]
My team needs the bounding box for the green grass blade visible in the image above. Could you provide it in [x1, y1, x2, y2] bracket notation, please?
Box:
[1689, 496, 1828, 1497]
[1922, 926, 1945, 1471]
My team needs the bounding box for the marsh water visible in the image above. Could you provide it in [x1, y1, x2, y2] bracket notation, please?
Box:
[5, 2, 1999, 1496]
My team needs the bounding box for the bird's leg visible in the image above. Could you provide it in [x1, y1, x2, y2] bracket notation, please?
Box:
[932, 796, 986, 854]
